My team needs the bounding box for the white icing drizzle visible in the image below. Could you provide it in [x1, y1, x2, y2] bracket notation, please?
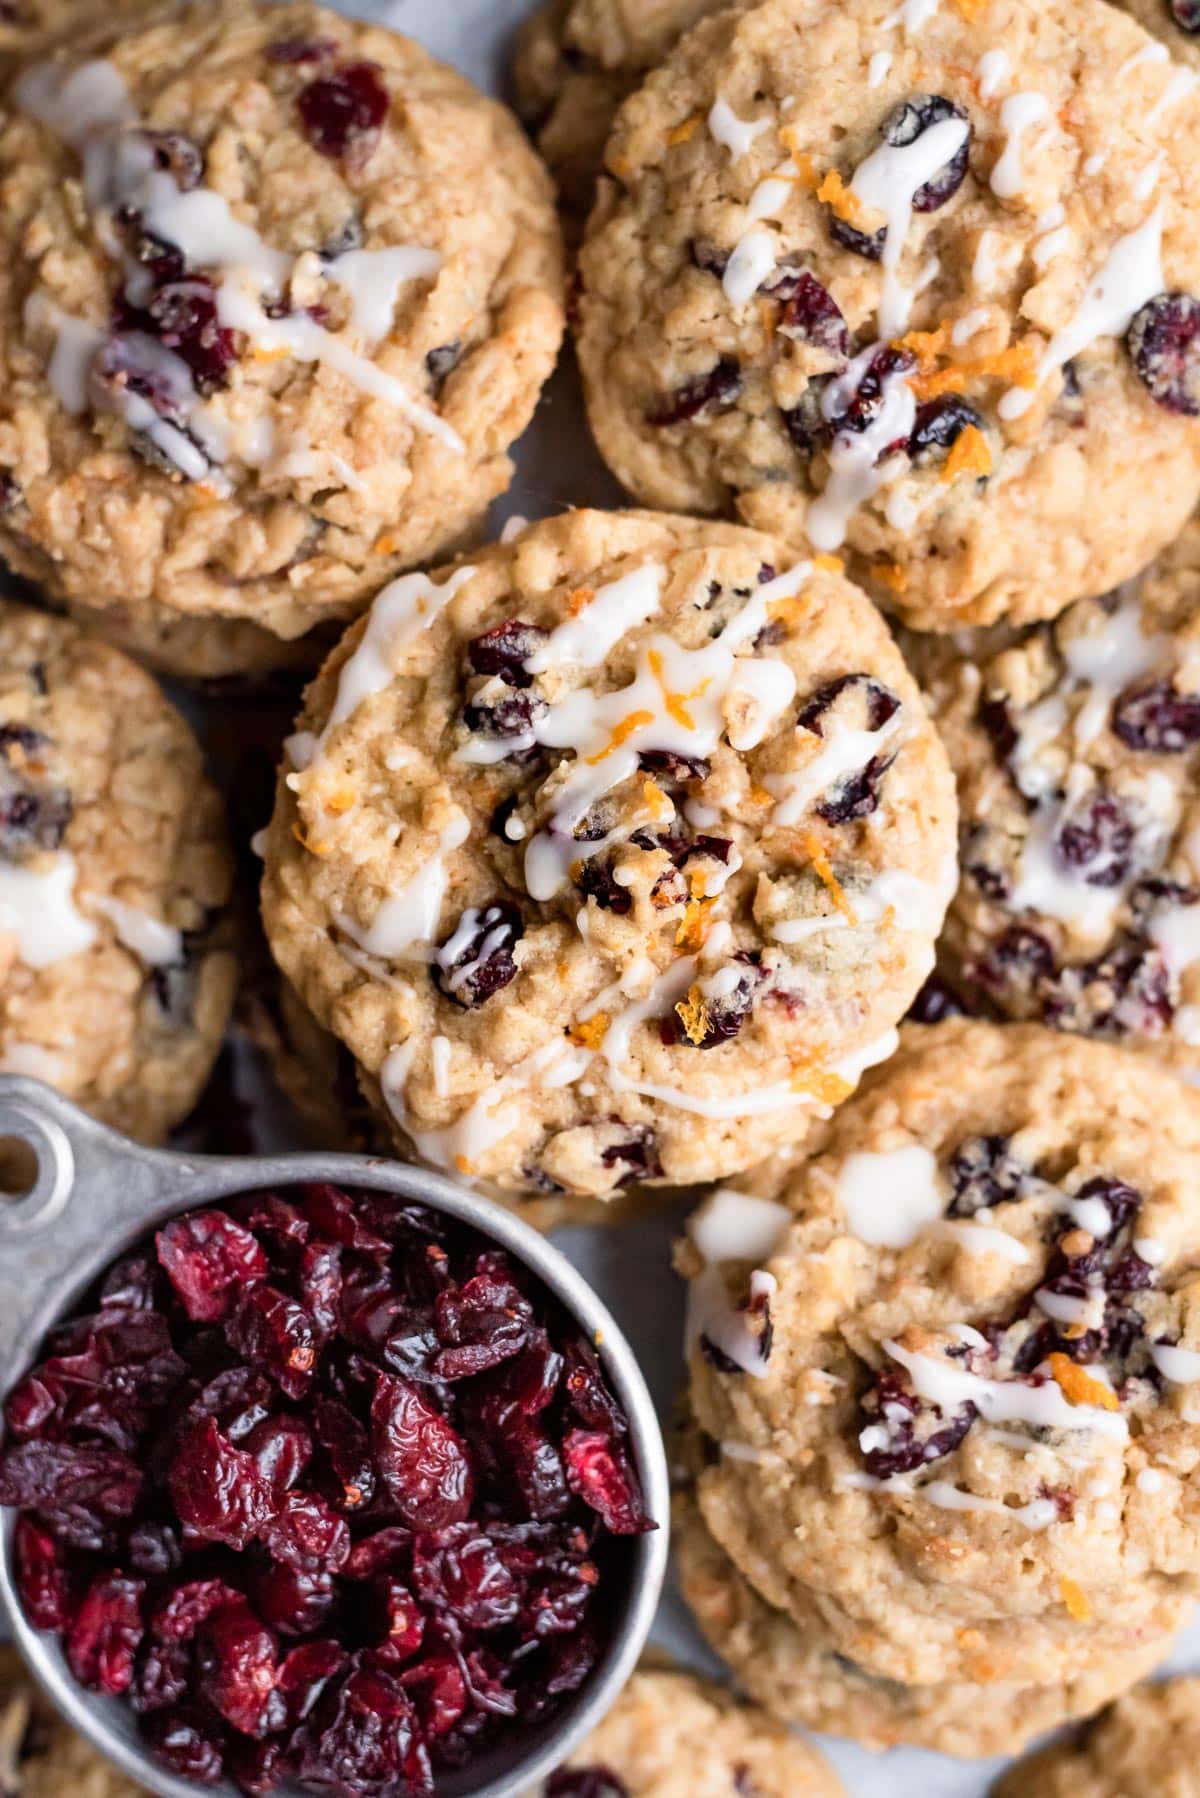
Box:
[989, 92, 1050, 200]
[0, 853, 97, 968]
[884, 0, 941, 32]
[91, 895, 182, 966]
[976, 50, 1011, 102]
[434, 906, 513, 998]
[885, 1338, 1128, 1440]
[770, 864, 952, 945]
[914, 1480, 1059, 1529]
[836, 1144, 943, 1247]
[688, 1187, 793, 1264]
[1152, 1341, 1200, 1383]
[723, 225, 778, 306]
[381, 1037, 592, 1176]
[868, 51, 893, 89]
[1001, 208, 1164, 419]
[951, 306, 992, 346]
[430, 1034, 452, 1099]
[524, 563, 665, 674]
[849, 115, 971, 338]
[324, 246, 442, 345]
[687, 1266, 776, 1377]
[1147, 65, 1199, 127]
[708, 97, 769, 160]
[1137, 1467, 1165, 1492]
[324, 566, 477, 741]
[807, 349, 916, 550]
[337, 813, 469, 963]
[765, 702, 905, 826]
[724, 659, 797, 751]
[939, 1220, 1031, 1264]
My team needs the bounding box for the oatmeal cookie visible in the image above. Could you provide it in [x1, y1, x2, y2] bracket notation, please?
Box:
[912, 529, 1200, 1070]
[0, 0, 564, 678]
[577, 0, 1200, 631]
[684, 1019, 1200, 1685]
[1117, 0, 1200, 68]
[513, 0, 727, 230]
[0, 603, 235, 1141]
[0, 1649, 143, 1797]
[675, 1481, 1177, 1757]
[260, 508, 956, 1202]
[529, 1661, 842, 1795]
[992, 1674, 1200, 1796]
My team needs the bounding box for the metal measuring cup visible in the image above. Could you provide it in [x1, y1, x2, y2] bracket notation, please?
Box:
[0, 1075, 670, 1798]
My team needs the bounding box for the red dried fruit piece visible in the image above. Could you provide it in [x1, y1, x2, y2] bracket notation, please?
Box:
[0, 1440, 142, 1550]
[198, 1600, 284, 1737]
[312, 1396, 375, 1513]
[400, 1654, 467, 1737]
[168, 1417, 276, 1550]
[153, 1577, 242, 1642]
[299, 1240, 343, 1338]
[67, 1573, 145, 1694]
[278, 1639, 348, 1722]
[228, 1738, 285, 1795]
[157, 1211, 267, 1323]
[371, 1374, 475, 1529]
[127, 1521, 182, 1578]
[562, 1430, 653, 1534]
[295, 1657, 421, 1793]
[300, 1183, 391, 1256]
[411, 1523, 521, 1631]
[14, 1516, 70, 1628]
[251, 1561, 337, 1639]
[144, 1709, 225, 1784]
[261, 1491, 351, 1573]
[131, 1637, 191, 1715]
[233, 1192, 310, 1250]
[226, 1285, 319, 1399]
[373, 1579, 425, 1662]
[246, 1414, 314, 1495]
[298, 60, 389, 166]
[187, 1366, 274, 1442]
[433, 1266, 535, 1379]
[647, 357, 741, 426]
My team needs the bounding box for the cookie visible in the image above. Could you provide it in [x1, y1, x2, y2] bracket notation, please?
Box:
[675, 1481, 1176, 1758]
[912, 528, 1200, 1070]
[0, 0, 161, 66]
[513, 0, 725, 230]
[0, 1650, 142, 1798]
[0, 603, 235, 1142]
[260, 508, 956, 1201]
[0, 0, 564, 678]
[529, 1662, 841, 1796]
[684, 1019, 1200, 1686]
[1117, 0, 1200, 68]
[577, 0, 1200, 632]
[992, 1675, 1200, 1796]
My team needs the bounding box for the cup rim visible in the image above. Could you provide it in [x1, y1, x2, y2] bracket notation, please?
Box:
[0, 1110, 671, 1798]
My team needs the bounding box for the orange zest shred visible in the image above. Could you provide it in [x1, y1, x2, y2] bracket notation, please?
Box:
[566, 585, 595, 616]
[676, 898, 713, 951]
[667, 113, 702, 147]
[641, 778, 670, 820]
[816, 169, 864, 223]
[291, 821, 330, 857]
[749, 783, 775, 808]
[323, 788, 356, 816]
[1047, 1353, 1120, 1412]
[952, 0, 988, 20]
[454, 1154, 474, 1176]
[675, 985, 711, 1046]
[895, 325, 949, 370]
[374, 533, 399, 555]
[873, 560, 909, 595]
[803, 830, 858, 925]
[688, 868, 709, 900]
[942, 424, 993, 484]
[910, 364, 969, 402]
[648, 647, 711, 731]
[790, 1063, 854, 1105]
[1059, 1576, 1091, 1622]
[607, 151, 633, 182]
[568, 1013, 610, 1051]
[966, 343, 1038, 388]
[812, 553, 844, 575]
[586, 710, 655, 764]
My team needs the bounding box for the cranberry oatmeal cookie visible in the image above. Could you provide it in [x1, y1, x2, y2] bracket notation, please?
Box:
[577, 0, 1200, 631]
[0, 603, 235, 1141]
[0, 1649, 143, 1798]
[674, 1472, 1176, 1757]
[0, 0, 564, 678]
[993, 1673, 1200, 1796]
[913, 528, 1200, 1069]
[683, 1019, 1200, 1688]
[260, 509, 956, 1202]
[526, 1663, 842, 1796]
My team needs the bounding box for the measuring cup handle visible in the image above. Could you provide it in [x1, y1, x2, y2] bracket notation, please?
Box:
[0, 1077, 212, 1396]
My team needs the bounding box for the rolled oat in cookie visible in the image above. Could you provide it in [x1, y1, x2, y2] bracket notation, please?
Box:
[0, 603, 235, 1143]
[913, 521, 1200, 1071]
[260, 508, 956, 1202]
[992, 1672, 1200, 1796]
[525, 1662, 842, 1796]
[0, 0, 563, 679]
[684, 1019, 1200, 1687]
[674, 1470, 1178, 1758]
[577, 0, 1200, 632]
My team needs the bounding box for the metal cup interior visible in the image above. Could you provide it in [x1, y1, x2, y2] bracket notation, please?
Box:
[0, 1078, 671, 1798]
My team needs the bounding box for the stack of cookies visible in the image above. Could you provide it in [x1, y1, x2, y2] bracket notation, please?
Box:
[3, 0, 1200, 1783]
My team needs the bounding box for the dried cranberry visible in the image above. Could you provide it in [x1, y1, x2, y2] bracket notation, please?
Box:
[562, 1430, 652, 1534]
[860, 1368, 977, 1477]
[313, 1397, 375, 1513]
[822, 346, 917, 446]
[157, 1211, 268, 1322]
[278, 1640, 348, 1720]
[433, 1264, 535, 1379]
[598, 1124, 661, 1184]
[132, 1638, 191, 1715]
[299, 1184, 390, 1256]
[198, 1600, 285, 1736]
[978, 693, 1018, 763]
[371, 1374, 475, 1529]
[168, 1417, 276, 1550]
[647, 358, 741, 426]
[462, 689, 544, 742]
[0, 1440, 142, 1550]
[947, 1136, 1029, 1217]
[298, 60, 389, 166]
[764, 264, 850, 361]
[153, 1578, 243, 1642]
[908, 974, 970, 1024]
[974, 925, 1056, 990]
[466, 620, 547, 687]
[426, 342, 462, 383]
[138, 128, 204, 190]
[1112, 678, 1200, 753]
[0, 733, 72, 859]
[1055, 788, 1134, 888]
[576, 855, 633, 915]
[797, 672, 900, 736]
[14, 1516, 70, 1628]
[884, 94, 971, 210]
[909, 395, 986, 465]
[144, 1709, 225, 1784]
[638, 749, 712, 784]
[433, 904, 523, 1008]
[294, 1659, 420, 1794]
[226, 1286, 319, 1399]
[690, 237, 730, 279]
[251, 1562, 337, 1640]
[1128, 293, 1200, 415]
[67, 1573, 145, 1694]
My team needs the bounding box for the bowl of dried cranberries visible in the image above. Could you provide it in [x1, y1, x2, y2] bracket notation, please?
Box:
[0, 1091, 668, 1798]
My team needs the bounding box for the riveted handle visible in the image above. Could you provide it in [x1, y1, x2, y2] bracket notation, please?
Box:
[0, 1077, 214, 1399]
